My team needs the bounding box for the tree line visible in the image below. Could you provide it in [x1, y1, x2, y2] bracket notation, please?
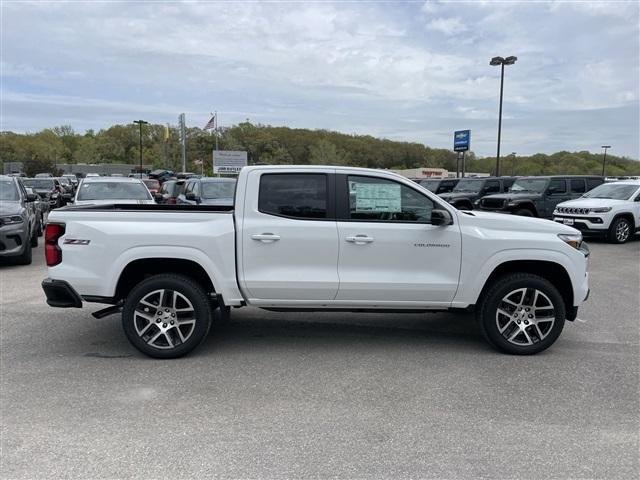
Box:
[1, 123, 638, 177]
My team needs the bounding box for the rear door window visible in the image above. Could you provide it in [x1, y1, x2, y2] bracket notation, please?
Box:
[570, 179, 586, 194]
[587, 178, 603, 191]
[259, 174, 328, 219]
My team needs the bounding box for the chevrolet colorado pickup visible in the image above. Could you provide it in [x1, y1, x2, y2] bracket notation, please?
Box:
[41, 166, 590, 358]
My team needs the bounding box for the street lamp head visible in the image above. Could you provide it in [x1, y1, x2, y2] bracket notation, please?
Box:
[504, 56, 518, 65]
[490, 56, 504, 66]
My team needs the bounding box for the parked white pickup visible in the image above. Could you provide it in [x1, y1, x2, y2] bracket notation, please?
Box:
[42, 166, 590, 358]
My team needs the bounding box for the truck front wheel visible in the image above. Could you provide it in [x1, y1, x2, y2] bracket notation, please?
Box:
[477, 273, 566, 355]
[122, 274, 212, 358]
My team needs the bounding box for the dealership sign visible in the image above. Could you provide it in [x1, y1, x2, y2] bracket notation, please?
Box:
[454, 130, 470, 152]
[213, 150, 247, 173]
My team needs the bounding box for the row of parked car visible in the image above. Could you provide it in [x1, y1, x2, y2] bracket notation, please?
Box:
[416, 175, 640, 243]
[0, 173, 240, 265]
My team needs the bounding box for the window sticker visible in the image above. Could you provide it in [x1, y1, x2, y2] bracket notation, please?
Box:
[354, 183, 401, 212]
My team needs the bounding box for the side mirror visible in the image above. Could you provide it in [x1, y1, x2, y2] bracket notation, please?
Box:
[431, 209, 453, 226]
[26, 193, 38, 202]
[185, 192, 199, 202]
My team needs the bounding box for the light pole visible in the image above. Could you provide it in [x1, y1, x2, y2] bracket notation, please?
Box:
[490, 55, 517, 177]
[601, 145, 611, 177]
[133, 120, 149, 178]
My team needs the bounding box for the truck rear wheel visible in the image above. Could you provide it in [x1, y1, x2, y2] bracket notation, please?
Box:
[477, 273, 565, 355]
[122, 274, 212, 358]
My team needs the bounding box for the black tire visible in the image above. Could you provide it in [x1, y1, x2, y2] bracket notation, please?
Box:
[514, 208, 534, 217]
[477, 273, 566, 355]
[30, 225, 38, 247]
[15, 236, 32, 265]
[607, 217, 632, 244]
[122, 274, 212, 359]
[37, 216, 43, 237]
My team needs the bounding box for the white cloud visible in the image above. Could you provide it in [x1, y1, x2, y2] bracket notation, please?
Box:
[0, 1, 638, 157]
[426, 17, 467, 36]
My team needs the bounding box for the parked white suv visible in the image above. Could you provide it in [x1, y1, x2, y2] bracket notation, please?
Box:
[553, 180, 640, 243]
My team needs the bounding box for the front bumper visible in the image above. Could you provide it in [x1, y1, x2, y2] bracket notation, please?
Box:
[553, 215, 608, 236]
[0, 224, 28, 257]
[42, 278, 83, 308]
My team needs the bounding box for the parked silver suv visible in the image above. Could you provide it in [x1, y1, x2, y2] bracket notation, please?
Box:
[0, 175, 40, 264]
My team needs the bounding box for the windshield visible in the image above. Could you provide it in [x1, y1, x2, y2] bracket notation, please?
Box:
[77, 182, 152, 201]
[0, 180, 19, 201]
[201, 181, 236, 199]
[58, 178, 70, 185]
[453, 179, 483, 193]
[511, 178, 548, 193]
[419, 180, 440, 192]
[583, 183, 639, 200]
[142, 179, 160, 189]
[22, 179, 54, 190]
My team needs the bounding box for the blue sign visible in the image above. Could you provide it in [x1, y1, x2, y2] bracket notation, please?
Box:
[454, 130, 470, 152]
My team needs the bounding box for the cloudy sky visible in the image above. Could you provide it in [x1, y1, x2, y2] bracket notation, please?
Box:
[1, 1, 639, 158]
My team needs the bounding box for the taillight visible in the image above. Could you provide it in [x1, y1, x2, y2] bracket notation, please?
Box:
[168, 197, 176, 204]
[45, 223, 65, 266]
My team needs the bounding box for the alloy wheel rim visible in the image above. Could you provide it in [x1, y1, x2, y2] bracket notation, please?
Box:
[133, 289, 196, 349]
[616, 221, 630, 242]
[495, 288, 555, 346]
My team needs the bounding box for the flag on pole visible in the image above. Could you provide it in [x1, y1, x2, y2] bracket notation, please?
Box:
[204, 114, 217, 131]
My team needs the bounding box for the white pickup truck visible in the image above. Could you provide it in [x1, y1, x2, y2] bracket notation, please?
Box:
[42, 166, 590, 358]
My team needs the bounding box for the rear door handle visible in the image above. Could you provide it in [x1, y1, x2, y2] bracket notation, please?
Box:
[346, 235, 374, 244]
[251, 233, 281, 243]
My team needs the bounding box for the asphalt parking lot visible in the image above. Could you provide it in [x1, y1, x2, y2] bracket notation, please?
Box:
[1, 238, 639, 479]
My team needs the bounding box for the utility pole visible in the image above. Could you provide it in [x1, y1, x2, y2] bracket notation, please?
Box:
[133, 120, 148, 178]
[179, 113, 186, 173]
[601, 145, 611, 177]
[490, 56, 517, 177]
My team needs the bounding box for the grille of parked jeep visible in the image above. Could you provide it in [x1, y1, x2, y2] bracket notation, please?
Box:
[481, 198, 506, 209]
[557, 207, 590, 215]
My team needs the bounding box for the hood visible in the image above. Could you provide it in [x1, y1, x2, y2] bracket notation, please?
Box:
[0, 201, 22, 216]
[439, 192, 477, 200]
[201, 198, 234, 206]
[457, 210, 579, 235]
[556, 198, 629, 209]
[483, 192, 543, 201]
[73, 199, 156, 206]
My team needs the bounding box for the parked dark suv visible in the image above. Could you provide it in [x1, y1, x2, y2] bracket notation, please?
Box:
[0, 175, 39, 264]
[438, 177, 517, 210]
[478, 175, 604, 218]
[418, 178, 460, 195]
[22, 178, 65, 209]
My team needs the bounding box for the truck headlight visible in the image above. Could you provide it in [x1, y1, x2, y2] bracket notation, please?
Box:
[0, 215, 24, 225]
[590, 207, 612, 213]
[558, 233, 583, 250]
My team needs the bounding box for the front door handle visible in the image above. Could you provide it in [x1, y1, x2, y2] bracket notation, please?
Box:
[345, 235, 374, 244]
[251, 233, 281, 243]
